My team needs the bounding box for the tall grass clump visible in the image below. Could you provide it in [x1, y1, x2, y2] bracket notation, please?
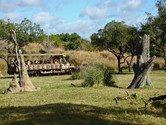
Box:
[71, 64, 116, 87]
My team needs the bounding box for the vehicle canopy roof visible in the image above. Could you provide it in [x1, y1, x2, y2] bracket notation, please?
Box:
[8, 53, 66, 57]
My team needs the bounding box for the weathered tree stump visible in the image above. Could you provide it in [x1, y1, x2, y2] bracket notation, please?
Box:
[20, 55, 40, 91]
[3, 55, 40, 94]
[128, 35, 155, 89]
[3, 74, 20, 94]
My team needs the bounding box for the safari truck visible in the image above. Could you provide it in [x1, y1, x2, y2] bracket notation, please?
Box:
[7, 53, 75, 76]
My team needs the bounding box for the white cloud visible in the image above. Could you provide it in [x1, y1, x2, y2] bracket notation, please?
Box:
[0, 12, 24, 22]
[32, 11, 102, 38]
[19, 0, 43, 6]
[32, 12, 57, 24]
[80, 0, 115, 19]
[118, 0, 144, 12]
[54, 19, 102, 39]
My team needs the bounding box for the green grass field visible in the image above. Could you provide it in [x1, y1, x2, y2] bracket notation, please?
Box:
[0, 71, 165, 125]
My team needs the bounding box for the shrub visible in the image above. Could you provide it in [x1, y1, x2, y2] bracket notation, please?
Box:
[72, 64, 116, 87]
[103, 67, 116, 87]
[39, 49, 47, 54]
[153, 63, 160, 70]
[82, 65, 104, 87]
[21, 48, 27, 54]
[71, 72, 81, 80]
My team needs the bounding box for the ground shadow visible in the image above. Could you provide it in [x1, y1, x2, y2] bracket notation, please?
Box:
[0, 103, 165, 125]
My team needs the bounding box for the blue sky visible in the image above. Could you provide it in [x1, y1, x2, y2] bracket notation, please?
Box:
[0, 0, 158, 39]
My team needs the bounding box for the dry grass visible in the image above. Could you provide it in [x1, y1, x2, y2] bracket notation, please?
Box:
[66, 50, 117, 66]
[23, 43, 118, 68]
[154, 57, 165, 69]
[22, 43, 45, 53]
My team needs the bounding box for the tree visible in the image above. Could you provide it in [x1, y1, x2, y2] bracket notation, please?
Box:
[128, 35, 155, 89]
[125, 27, 139, 72]
[3, 18, 40, 94]
[91, 21, 138, 72]
[141, 0, 166, 67]
[0, 18, 45, 49]
[14, 18, 45, 48]
[0, 19, 10, 41]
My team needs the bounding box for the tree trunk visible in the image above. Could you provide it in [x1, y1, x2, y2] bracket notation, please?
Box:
[3, 55, 40, 94]
[128, 35, 155, 89]
[19, 55, 40, 91]
[164, 43, 166, 67]
[128, 56, 155, 89]
[117, 56, 122, 72]
[127, 55, 134, 72]
[3, 74, 20, 94]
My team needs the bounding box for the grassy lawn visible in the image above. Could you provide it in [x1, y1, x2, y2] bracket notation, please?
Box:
[0, 71, 165, 125]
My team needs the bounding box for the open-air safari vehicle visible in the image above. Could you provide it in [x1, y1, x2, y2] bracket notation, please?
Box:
[7, 53, 75, 76]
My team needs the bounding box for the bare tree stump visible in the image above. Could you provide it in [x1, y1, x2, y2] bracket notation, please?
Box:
[20, 55, 40, 91]
[3, 74, 20, 94]
[128, 35, 155, 89]
[3, 55, 40, 94]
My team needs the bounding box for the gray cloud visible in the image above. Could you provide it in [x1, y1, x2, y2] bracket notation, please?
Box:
[0, 0, 43, 13]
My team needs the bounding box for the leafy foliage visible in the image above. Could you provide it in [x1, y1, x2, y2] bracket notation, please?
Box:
[0, 19, 10, 41]
[15, 18, 46, 47]
[0, 18, 46, 48]
[91, 21, 138, 72]
[71, 64, 115, 87]
[140, 0, 166, 66]
[47, 32, 92, 50]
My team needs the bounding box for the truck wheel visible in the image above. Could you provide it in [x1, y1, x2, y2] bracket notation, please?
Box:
[34, 71, 41, 76]
[69, 68, 75, 75]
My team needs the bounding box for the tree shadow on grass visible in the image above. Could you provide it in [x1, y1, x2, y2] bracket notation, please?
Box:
[0, 103, 165, 125]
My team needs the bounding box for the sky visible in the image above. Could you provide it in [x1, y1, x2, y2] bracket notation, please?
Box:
[0, 0, 158, 39]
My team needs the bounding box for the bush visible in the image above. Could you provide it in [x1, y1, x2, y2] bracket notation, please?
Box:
[71, 72, 81, 80]
[71, 64, 115, 87]
[82, 65, 104, 87]
[153, 63, 160, 70]
[39, 49, 47, 54]
[103, 67, 116, 87]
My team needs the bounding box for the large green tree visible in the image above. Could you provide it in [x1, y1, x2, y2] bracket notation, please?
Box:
[15, 18, 45, 48]
[141, 0, 166, 67]
[0, 18, 45, 48]
[91, 21, 138, 72]
[0, 19, 9, 40]
[48, 32, 91, 50]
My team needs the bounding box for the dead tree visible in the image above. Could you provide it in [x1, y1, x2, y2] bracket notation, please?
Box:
[113, 91, 137, 105]
[19, 55, 40, 92]
[3, 19, 40, 94]
[3, 74, 20, 94]
[128, 35, 156, 89]
[149, 94, 166, 101]
[8, 18, 22, 86]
